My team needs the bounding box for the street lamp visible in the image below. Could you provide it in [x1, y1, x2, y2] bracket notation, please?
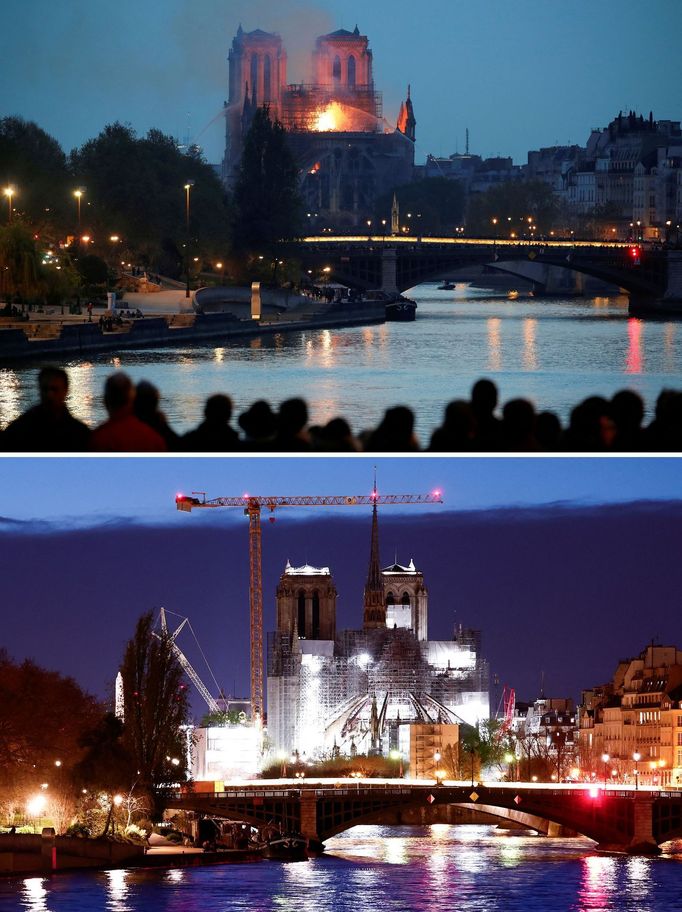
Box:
[601, 753, 610, 788]
[184, 181, 195, 231]
[390, 749, 404, 778]
[73, 189, 84, 228]
[633, 751, 641, 790]
[4, 186, 15, 223]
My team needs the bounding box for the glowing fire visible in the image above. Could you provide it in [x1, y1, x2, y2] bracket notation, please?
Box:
[314, 102, 346, 132]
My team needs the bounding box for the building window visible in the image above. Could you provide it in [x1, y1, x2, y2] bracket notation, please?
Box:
[263, 55, 271, 101]
[297, 590, 306, 638]
[347, 55, 356, 87]
[250, 54, 259, 104]
[401, 591, 411, 606]
[333, 55, 341, 83]
[312, 591, 320, 639]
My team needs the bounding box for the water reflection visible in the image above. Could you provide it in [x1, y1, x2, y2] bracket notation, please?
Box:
[21, 878, 49, 912]
[487, 317, 502, 371]
[626, 318, 643, 374]
[579, 854, 618, 909]
[522, 318, 538, 371]
[664, 323, 676, 372]
[105, 869, 130, 911]
[2, 287, 682, 436]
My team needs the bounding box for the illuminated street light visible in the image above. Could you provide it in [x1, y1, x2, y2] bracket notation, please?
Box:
[184, 181, 195, 231]
[390, 749, 404, 778]
[73, 189, 84, 227]
[601, 753, 609, 788]
[4, 186, 15, 223]
[633, 751, 641, 790]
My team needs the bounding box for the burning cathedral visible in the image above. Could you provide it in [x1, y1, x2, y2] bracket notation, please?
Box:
[266, 502, 490, 759]
[223, 25, 416, 227]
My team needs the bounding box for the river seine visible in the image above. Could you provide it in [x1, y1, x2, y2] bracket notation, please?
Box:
[2, 825, 682, 912]
[2, 284, 682, 442]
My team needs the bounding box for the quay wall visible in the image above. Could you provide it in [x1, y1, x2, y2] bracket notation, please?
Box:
[0, 306, 385, 364]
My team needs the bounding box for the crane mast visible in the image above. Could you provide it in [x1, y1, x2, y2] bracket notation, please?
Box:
[176, 489, 443, 723]
[158, 607, 221, 714]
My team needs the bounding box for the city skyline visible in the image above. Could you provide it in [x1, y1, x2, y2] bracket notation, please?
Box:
[3, 0, 679, 167]
[2, 457, 682, 715]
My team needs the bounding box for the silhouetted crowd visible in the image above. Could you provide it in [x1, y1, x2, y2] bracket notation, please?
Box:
[2, 368, 682, 453]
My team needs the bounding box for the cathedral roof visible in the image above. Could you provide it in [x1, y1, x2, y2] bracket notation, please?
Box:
[323, 27, 362, 38]
[242, 28, 279, 40]
[285, 560, 330, 576]
[382, 559, 417, 574]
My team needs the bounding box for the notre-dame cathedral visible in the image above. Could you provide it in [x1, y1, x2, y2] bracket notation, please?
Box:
[223, 25, 416, 228]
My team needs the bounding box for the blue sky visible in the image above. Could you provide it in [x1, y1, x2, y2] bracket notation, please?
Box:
[2, 457, 682, 528]
[2, 456, 682, 707]
[3, 0, 679, 166]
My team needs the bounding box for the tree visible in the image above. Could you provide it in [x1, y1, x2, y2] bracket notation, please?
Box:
[0, 224, 42, 302]
[71, 123, 231, 268]
[374, 177, 466, 234]
[119, 613, 189, 807]
[0, 117, 71, 234]
[0, 650, 102, 795]
[232, 106, 303, 257]
[466, 180, 559, 236]
[459, 720, 508, 783]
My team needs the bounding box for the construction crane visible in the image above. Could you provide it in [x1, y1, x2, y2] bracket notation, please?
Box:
[157, 607, 221, 714]
[175, 488, 443, 723]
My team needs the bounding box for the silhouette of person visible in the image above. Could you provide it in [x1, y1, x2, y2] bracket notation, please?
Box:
[364, 406, 420, 451]
[134, 380, 179, 450]
[238, 400, 278, 450]
[429, 400, 475, 452]
[2, 366, 90, 452]
[183, 394, 240, 451]
[470, 379, 503, 450]
[276, 398, 311, 451]
[90, 372, 166, 452]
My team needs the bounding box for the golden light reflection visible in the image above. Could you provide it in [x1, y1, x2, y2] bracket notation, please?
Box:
[106, 868, 130, 911]
[487, 317, 502, 371]
[66, 362, 96, 427]
[213, 347, 225, 363]
[499, 842, 523, 867]
[626, 318, 643, 374]
[165, 868, 185, 884]
[522, 317, 538, 371]
[112, 357, 122, 370]
[374, 835, 407, 865]
[664, 323, 676, 372]
[22, 878, 48, 912]
[0, 369, 21, 428]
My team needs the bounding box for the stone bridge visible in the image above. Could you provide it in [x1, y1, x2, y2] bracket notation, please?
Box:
[166, 781, 682, 855]
[285, 236, 682, 310]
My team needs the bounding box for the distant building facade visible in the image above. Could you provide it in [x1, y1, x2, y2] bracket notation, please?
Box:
[577, 644, 682, 787]
[223, 25, 416, 227]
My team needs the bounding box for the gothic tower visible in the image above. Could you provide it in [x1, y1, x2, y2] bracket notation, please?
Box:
[313, 26, 373, 90]
[382, 559, 429, 641]
[276, 562, 337, 641]
[224, 26, 287, 182]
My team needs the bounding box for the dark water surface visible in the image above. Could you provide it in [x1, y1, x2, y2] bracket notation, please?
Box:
[2, 826, 682, 912]
[2, 284, 682, 441]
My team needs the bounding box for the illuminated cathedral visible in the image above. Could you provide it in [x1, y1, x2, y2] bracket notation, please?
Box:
[223, 25, 416, 227]
[266, 502, 490, 759]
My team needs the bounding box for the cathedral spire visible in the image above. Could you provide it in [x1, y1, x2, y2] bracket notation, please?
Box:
[363, 478, 385, 629]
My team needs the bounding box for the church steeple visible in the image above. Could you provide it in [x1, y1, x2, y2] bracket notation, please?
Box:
[363, 480, 385, 629]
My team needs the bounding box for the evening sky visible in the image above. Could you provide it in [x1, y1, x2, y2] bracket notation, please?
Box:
[2, 0, 679, 168]
[1, 456, 681, 714]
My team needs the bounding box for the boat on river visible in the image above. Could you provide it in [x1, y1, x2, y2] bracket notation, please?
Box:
[262, 833, 308, 861]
